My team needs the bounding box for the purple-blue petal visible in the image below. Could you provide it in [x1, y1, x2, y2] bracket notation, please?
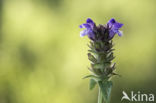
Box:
[109, 29, 119, 38]
[109, 30, 115, 38]
[79, 25, 83, 28]
[108, 18, 116, 24]
[86, 18, 94, 24]
[87, 30, 95, 38]
[107, 18, 123, 38]
[117, 31, 123, 36]
[80, 29, 88, 37]
[79, 23, 91, 29]
[114, 23, 123, 29]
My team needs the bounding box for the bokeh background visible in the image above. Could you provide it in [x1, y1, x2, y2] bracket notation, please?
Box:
[0, 0, 156, 103]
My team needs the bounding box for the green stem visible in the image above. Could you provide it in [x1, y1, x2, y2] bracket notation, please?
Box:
[98, 87, 103, 103]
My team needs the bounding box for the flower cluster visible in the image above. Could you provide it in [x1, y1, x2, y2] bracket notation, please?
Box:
[79, 18, 123, 40]
[79, 18, 96, 40]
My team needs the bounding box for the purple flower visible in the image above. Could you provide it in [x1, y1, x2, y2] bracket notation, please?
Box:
[79, 18, 95, 39]
[107, 18, 123, 39]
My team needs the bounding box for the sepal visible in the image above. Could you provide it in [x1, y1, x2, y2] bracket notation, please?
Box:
[88, 53, 97, 63]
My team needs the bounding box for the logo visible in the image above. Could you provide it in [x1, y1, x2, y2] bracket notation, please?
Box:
[121, 91, 154, 102]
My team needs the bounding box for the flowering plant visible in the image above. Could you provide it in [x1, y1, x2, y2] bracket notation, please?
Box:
[79, 18, 123, 103]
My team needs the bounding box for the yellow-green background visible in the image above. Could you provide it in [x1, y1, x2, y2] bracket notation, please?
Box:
[0, 0, 156, 103]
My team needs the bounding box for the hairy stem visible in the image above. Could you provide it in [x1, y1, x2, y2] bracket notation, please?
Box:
[98, 87, 103, 103]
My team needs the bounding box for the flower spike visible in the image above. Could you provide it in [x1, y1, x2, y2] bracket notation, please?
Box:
[79, 18, 124, 103]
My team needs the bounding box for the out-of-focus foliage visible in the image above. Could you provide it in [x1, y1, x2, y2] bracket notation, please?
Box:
[0, 0, 156, 103]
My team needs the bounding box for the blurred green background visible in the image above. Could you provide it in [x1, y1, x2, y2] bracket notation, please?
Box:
[0, 0, 156, 103]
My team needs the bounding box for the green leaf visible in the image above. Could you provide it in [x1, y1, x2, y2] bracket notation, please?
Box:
[98, 81, 113, 103]
[83, 75, 101, 81]
[89, 79, 97, 90]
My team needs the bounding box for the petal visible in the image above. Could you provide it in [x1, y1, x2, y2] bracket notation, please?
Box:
[109, 30, 115, 38]
[87, 30, 95, 39]
[114, 23, 123, 29]
[111, 29, 118, 34]
[80, 29, 88, 37]
[86, 18, 94, 24]
[108, 18, 116, 24]
[117, 30, 123, 36]
[79, 23, 91, 29]
[79, 25, 83, 28]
